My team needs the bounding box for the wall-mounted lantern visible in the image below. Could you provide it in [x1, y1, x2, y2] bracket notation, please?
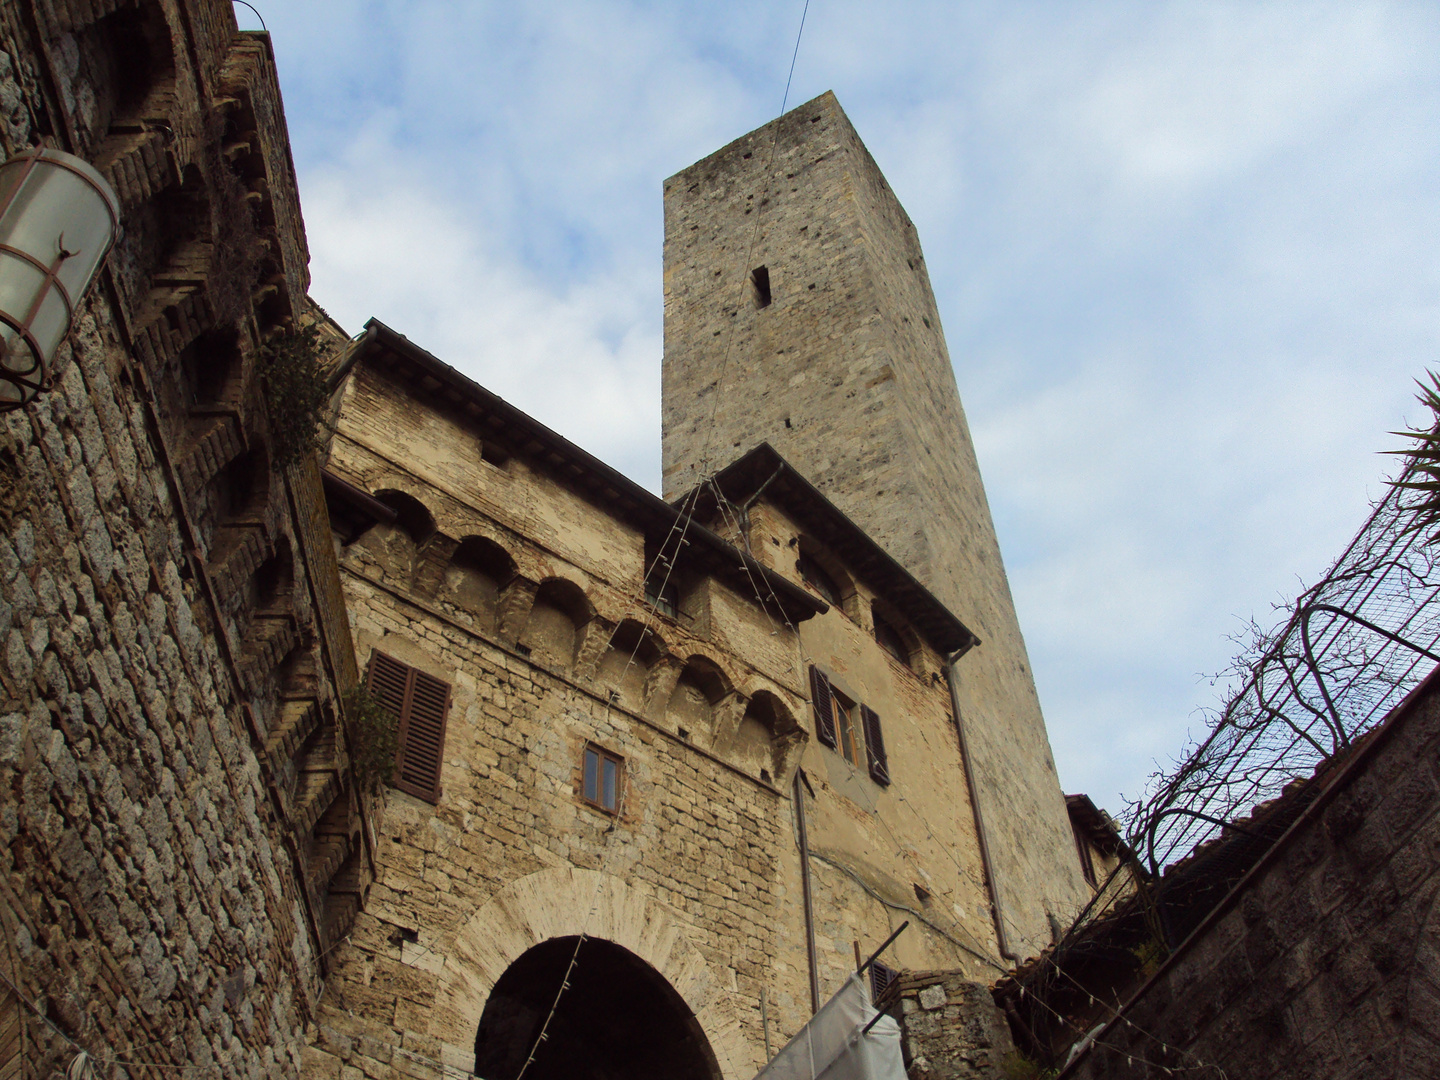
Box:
[0, 147, 120, 410]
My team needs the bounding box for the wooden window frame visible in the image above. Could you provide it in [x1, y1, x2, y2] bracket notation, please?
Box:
[366, 650, 453, 804]
[810, 666, 892, 785]
[581, 743, 624, 815]
[797, 551, 842, 608]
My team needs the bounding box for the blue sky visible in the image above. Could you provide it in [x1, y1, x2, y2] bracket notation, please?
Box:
[241, 1, 1440, 822]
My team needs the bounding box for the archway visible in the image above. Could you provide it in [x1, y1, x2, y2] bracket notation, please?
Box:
[474, 936, 722, 1080]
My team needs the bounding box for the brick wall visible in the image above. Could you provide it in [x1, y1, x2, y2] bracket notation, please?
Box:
[1060, 673, 1440, 1079]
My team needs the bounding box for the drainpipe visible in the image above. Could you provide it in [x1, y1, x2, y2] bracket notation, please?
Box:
[946, 640, 1020, 963]
[793, 768, 821, 1013]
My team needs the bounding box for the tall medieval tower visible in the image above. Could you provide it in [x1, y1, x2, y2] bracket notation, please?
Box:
[661, 91, 1089, 953]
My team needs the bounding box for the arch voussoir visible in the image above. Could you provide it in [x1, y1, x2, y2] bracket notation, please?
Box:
[434, 866, 757, 1079]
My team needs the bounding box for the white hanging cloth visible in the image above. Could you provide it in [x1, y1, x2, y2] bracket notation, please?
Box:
[751, 974, 907, 1080]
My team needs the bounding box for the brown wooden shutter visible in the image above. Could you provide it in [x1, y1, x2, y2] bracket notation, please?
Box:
[869, 961, 897, 1003]
[0, 987, 20, 1080]
[810, 666, 836, 748]
[861, 704, 890, 785]
[366, 651, 451, 803]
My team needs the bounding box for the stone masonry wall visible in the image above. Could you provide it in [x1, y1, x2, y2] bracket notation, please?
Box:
[885, 971, 1015, 1080]
[660, 90, 1088, 955]
[303, 570, 794, 1078]
[306, 358, 833, 1078]
[0, 3, 364, 1077]
[1061, 675, 1440, 1080]
[0, 299, 320, 1078]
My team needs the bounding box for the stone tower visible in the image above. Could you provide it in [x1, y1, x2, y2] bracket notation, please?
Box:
[661, 91, 1088, 953]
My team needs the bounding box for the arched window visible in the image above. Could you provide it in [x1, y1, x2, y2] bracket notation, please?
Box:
[873, 612, 911, 668]
[797, 551, 841, 606]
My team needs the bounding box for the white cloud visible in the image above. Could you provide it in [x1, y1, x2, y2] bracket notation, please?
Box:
[273, 0, 1440, 822]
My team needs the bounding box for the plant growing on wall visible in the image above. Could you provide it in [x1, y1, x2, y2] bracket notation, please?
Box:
[260, 324, 330, 471]
[345, 684, 399, 793]
[1389, 372, 1440, 538]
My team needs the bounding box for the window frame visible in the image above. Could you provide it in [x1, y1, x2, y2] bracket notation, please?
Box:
[833, 690, 859, 766]
[581, 742, 625, 815]
[797, 551, 842, 607]
[810, 666, 892, 785]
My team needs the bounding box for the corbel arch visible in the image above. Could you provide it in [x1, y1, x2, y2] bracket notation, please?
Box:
[438, 534, 517, 632]
[665, 653, 739, 746]
[519, 576, 597, 670]
[722, 689, 806, 785]
[595, 618, 668, 710]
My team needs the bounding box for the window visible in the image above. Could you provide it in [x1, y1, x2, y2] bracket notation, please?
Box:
[751, 265, 772, 308]
[869, 961, 898, 1003]
[873, 613, 910, 668]
[1072, 821, 1098, 888]
[797, 552, 841, 607]
[645, 575, 679, 620]
[582, 744, 624, 813]
[366, 651, 453, 803]
[809, 667, 891, 785]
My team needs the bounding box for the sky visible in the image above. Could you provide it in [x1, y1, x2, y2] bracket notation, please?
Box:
[238, 1, 1440, 822]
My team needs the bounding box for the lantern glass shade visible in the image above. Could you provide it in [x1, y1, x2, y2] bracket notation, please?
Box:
[0, 148, 120, 409]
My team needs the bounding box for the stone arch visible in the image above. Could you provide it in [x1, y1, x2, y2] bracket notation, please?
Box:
[726, 690, 802, 783]
[347, 488, 437, 583]
[374, 488, 437, 545]
[440, 535, 516, 631]
[474, 936, 722, 1080]
[180, 326, 244, 412]
[73, 2, 177, 155]
[596, 618, 666, 709]
[519, 577, 595, 670]
[666, 655, 735, 744]
[432, 866, 756, 1079]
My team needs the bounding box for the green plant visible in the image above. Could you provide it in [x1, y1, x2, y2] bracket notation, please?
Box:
[259, 324, 330, 471]
[1389, 372, 1440, 540]
[1000, 1050, 1056, 1080]
[345, 684, 399, 794]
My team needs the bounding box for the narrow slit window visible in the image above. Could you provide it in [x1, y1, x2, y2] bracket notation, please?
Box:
[751, 266, 772, 308]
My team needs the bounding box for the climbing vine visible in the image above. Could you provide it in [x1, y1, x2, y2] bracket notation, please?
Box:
[345, 684, 399, 794]
[259, 324, 330, 471]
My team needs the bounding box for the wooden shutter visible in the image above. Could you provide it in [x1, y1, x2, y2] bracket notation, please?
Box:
[809, 666, 836, 748]
[0, 987, 20, 1080]
[861, 704, 890, 785]
[366, 651, 452, 803]
[869, 961, 897, 1003]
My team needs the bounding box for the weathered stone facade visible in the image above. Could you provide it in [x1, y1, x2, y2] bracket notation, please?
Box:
[301, 323, 1016, 1079]
[1058, 672, 1440, 1080]
[0, 3, 367, 1077]
[660, 90, 1088, 956]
